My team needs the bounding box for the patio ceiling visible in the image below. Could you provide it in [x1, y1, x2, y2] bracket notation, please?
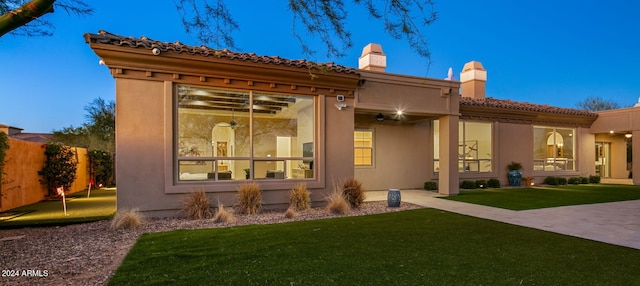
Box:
[177, 86, 294, 115]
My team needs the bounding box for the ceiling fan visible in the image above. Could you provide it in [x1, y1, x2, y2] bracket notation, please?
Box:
[374, 112, 401, 122]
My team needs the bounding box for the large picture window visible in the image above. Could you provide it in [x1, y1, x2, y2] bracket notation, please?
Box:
[433, 120, 492, 173]
[176, 85, 315, 181]
[533, 126, 574, 171]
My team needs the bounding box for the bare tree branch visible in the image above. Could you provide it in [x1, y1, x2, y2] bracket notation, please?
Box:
[0, 0, 92, 38]
[174, 0, 239, 49]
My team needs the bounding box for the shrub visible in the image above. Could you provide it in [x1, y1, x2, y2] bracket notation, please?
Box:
[237, 182, 262, 214]
[423, 181, 438, 191]
[568, 177, 581, 185]
[580, 177, 590, 184]
[342, 178, 365, 208]
[284, 207, 298, 219]
[289, 183, 311, 211]
[557, 177, 567, 185]
[589, 175, 601, 184]
[487, 178, 501, 188]
[460, 180, 477, 189]
[507, 161, 523, 171]
[212, 201, 236, 223]
[326, 190, 350, 215]
[544, 176, 559, 185]
[0, 131, 8, 187]
[38, 143, 78, 197]
[88, 150, 114, 187]
[181, 188, 212, 219]
[475, 180, 488, 189]
[111, 209, 145, 230]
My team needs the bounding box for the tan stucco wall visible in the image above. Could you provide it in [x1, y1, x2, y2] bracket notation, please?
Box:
[576, 128, 596, 178]
[356, 71, 458, 115]
[591, 108, 638, 180]
[115, 78, 171, 213]
[354, 123, 431, 191]
[114, 78, 357, 216]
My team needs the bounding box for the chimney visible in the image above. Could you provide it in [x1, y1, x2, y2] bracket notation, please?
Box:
[460, 61, 487, 99]
[358, 43, 386, 72]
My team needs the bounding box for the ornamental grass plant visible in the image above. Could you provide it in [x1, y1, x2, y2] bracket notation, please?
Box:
[236, 182, 262, 214]
[288, 183, 311, 211]
[212, 200, 236, 223]
[341, 177, 365, 208]
[110, 208, 145, 230]
[180, 188, 212, 219]
[326, 190, 350, 215]
[284, 207, 298, 219]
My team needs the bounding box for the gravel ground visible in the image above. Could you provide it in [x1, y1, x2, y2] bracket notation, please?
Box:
[0, 201, 422, 286]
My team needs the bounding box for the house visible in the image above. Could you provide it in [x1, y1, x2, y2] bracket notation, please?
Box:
[85, 30, 640, 217]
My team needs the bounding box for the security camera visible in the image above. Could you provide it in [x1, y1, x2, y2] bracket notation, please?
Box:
[152, 48, 161, 56]
[337, 95, 345, 102]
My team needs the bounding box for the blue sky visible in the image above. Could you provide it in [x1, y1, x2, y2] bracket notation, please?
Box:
[1, 0, 639, 133]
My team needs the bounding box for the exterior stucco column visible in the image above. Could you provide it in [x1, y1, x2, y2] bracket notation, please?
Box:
[633, 131, 640, 185]
[438, 115, 460, 195]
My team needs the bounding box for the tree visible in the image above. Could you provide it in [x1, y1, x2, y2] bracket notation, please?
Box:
[576, 96, 621, 112]
[52, 98, 115, 153]
[2, 0, 437, 62]
[0, 0, 92, 37]
[38, 142, 77, 197]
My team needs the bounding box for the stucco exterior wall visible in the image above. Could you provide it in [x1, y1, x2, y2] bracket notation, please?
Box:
[576, 128, 596, 178]
[113, 77, 356, 216]
[354, 122, 431, 191]
[115, 78, 172, 213]
[494, 122, 534, 184]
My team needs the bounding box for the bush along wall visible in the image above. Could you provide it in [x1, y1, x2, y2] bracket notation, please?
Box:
[88, 150, 114, 187]
[0, 131, 8, 188]
[423, 181, 438, 191]
[38, 143, 78, 197]
[487, 178, 500, 188]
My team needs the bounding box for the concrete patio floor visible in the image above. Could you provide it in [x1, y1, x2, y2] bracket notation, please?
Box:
[366, 189, 640, 250]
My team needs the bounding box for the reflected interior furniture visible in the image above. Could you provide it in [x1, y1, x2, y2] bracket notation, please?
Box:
[207, 170, 232, 180]
[266, 170, 285, 179]
[292, 169, 313, 178]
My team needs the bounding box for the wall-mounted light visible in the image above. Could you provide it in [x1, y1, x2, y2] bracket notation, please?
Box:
[625, 132, 633, 139]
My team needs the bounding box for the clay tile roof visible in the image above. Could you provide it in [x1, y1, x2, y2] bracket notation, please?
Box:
[460, 97, 598, 118]
[85, 30, 358, 75]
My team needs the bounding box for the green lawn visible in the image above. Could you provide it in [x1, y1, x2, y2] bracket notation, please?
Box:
[0, 188, 116, 228]
[108, 208, 640, 285]
[442, 184, 640, 210]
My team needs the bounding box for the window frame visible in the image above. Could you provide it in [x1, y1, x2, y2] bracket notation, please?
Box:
[533, 126, 575, 172]
[354, 129, 374, 167]
[174, 85, 317, 182]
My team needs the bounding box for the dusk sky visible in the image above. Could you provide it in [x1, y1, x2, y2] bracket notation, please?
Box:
[1, 1, 639, 133]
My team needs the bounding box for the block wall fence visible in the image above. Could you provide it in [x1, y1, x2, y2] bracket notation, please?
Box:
[0, 138, 89, 212]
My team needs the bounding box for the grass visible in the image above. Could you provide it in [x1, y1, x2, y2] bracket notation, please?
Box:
[0, 188, 116, 228]
[108, 208, 640, 285]
[442, 184, 640, 210]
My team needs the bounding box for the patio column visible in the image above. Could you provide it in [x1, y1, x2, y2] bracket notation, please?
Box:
[438, 114, 460, 195]
[633, 130, 640, 185]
